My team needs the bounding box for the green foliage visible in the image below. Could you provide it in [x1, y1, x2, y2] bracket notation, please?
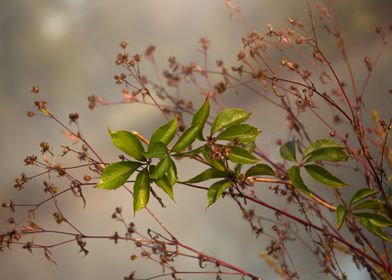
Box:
[280, 140, 297, 162]
[303, 139, 349, 163]
[150, 116, 178, 145]
[304, 147, 349, 163]
[351, 199, 385, 211]
[336, 205, 347, 230]
[202, 146, 226, 171]
[102, 105, 356, 230]
[171, 125, 201, 152]
[302, 139, 343, 158]
[217, 124, 260, 143]
[109, 130, 146, 161]
[166, 157, 178, 186]
[358, 216, 392, 243]
[350, 188, 378, 206]
[172, 145, 205, 157]
[228, 146, 259, 164]
[185, 168, 228, 183]
[97, 161, 142, 190]
[353, 212, 392, 228]
[304, 164, 347, 187]
[143, 141, 168, 158]
[288, 166, 311, 196]
[207, 180, 231, 207]
[210, 108, 251, 135]
[133, 168, 151, 212]
[154, 175, 174, 200]
[150, 155, 171, 179]
[191, 97, 210, 140]
[245, 164, 275, 177]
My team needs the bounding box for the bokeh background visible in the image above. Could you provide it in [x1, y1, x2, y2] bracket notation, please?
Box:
[1, 1, 391, 279]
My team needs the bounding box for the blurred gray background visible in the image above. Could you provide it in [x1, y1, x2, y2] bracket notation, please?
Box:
[1, 1, 391, 279]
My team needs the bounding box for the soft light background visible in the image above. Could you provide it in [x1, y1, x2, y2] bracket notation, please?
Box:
[0, 1, 391, 279]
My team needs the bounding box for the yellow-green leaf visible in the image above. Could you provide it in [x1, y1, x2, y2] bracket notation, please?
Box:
[150, 116, 178, 145]
[303, 139, 343, 159]
[185, 168, 228, 183]
[109, 130, 145, 161]
[171, 125, 201, 153]
[336, 205, 347, 230]
[228, 146, 259, 164]
[207, 180, 231, 207]
[211, 108, 251, 135]
[217, 124, 260, 143]
[172, 145, 205, 157]
[97, 161, 142, 190]
[304, 164, 347, 187]
[304, 147, 349, 163]
[288, 166, 311, 196]
[150, 155, 171, 179]
[245, 164, 276, 177]
[191, 97, 210, 140]
[143, 141, 168, 158]
[133, 168, 150, 212]
[167, 157, 178, 186]
[154, 175, 174, 200]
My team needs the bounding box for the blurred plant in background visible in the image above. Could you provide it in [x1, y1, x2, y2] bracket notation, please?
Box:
[1, 1, 391, 279]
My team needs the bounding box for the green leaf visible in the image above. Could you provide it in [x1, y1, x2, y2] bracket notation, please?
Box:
[228, 146, 259, 164]
[167, 157, 178, 186]
[172, 145, 205, 157]
[154, 175, 174, 200]
[245, 164, 276, 177]
[109, 130, 145, 161]
[354, 212, 392, 227]
[150, 155, 171, 179]
[336, 205, 347, 230]
[350, 188, 378, 206]
[304, 147, 349, 163]
[191, 97, 210, 140]
[210, 108, 251, 135]
[171, 125, 201, 153]
[303, 139, 343, 159]
[133, 168, 150, 212]
[280, 140, 296, 162]
[185, 168, 228, 183]
[243, 141, 257, 153]
[288, 166, 311, 196]
[143, 141, 168, 158]
[358, 217, 392, 243]
[217, 124, 261, 143]
[207, 180, 231, 207]
[202, 146, 226, 171]
[352, 199, 386, 212]
[150, 116, 178, 145]
[304, 164, 347, 187]
[97, 161, 142, 190]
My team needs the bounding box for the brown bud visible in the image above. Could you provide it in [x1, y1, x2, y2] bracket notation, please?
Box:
[120, 41, 128, 49]
[31, 85, 40, 94]
[83, 175, 92, 182]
